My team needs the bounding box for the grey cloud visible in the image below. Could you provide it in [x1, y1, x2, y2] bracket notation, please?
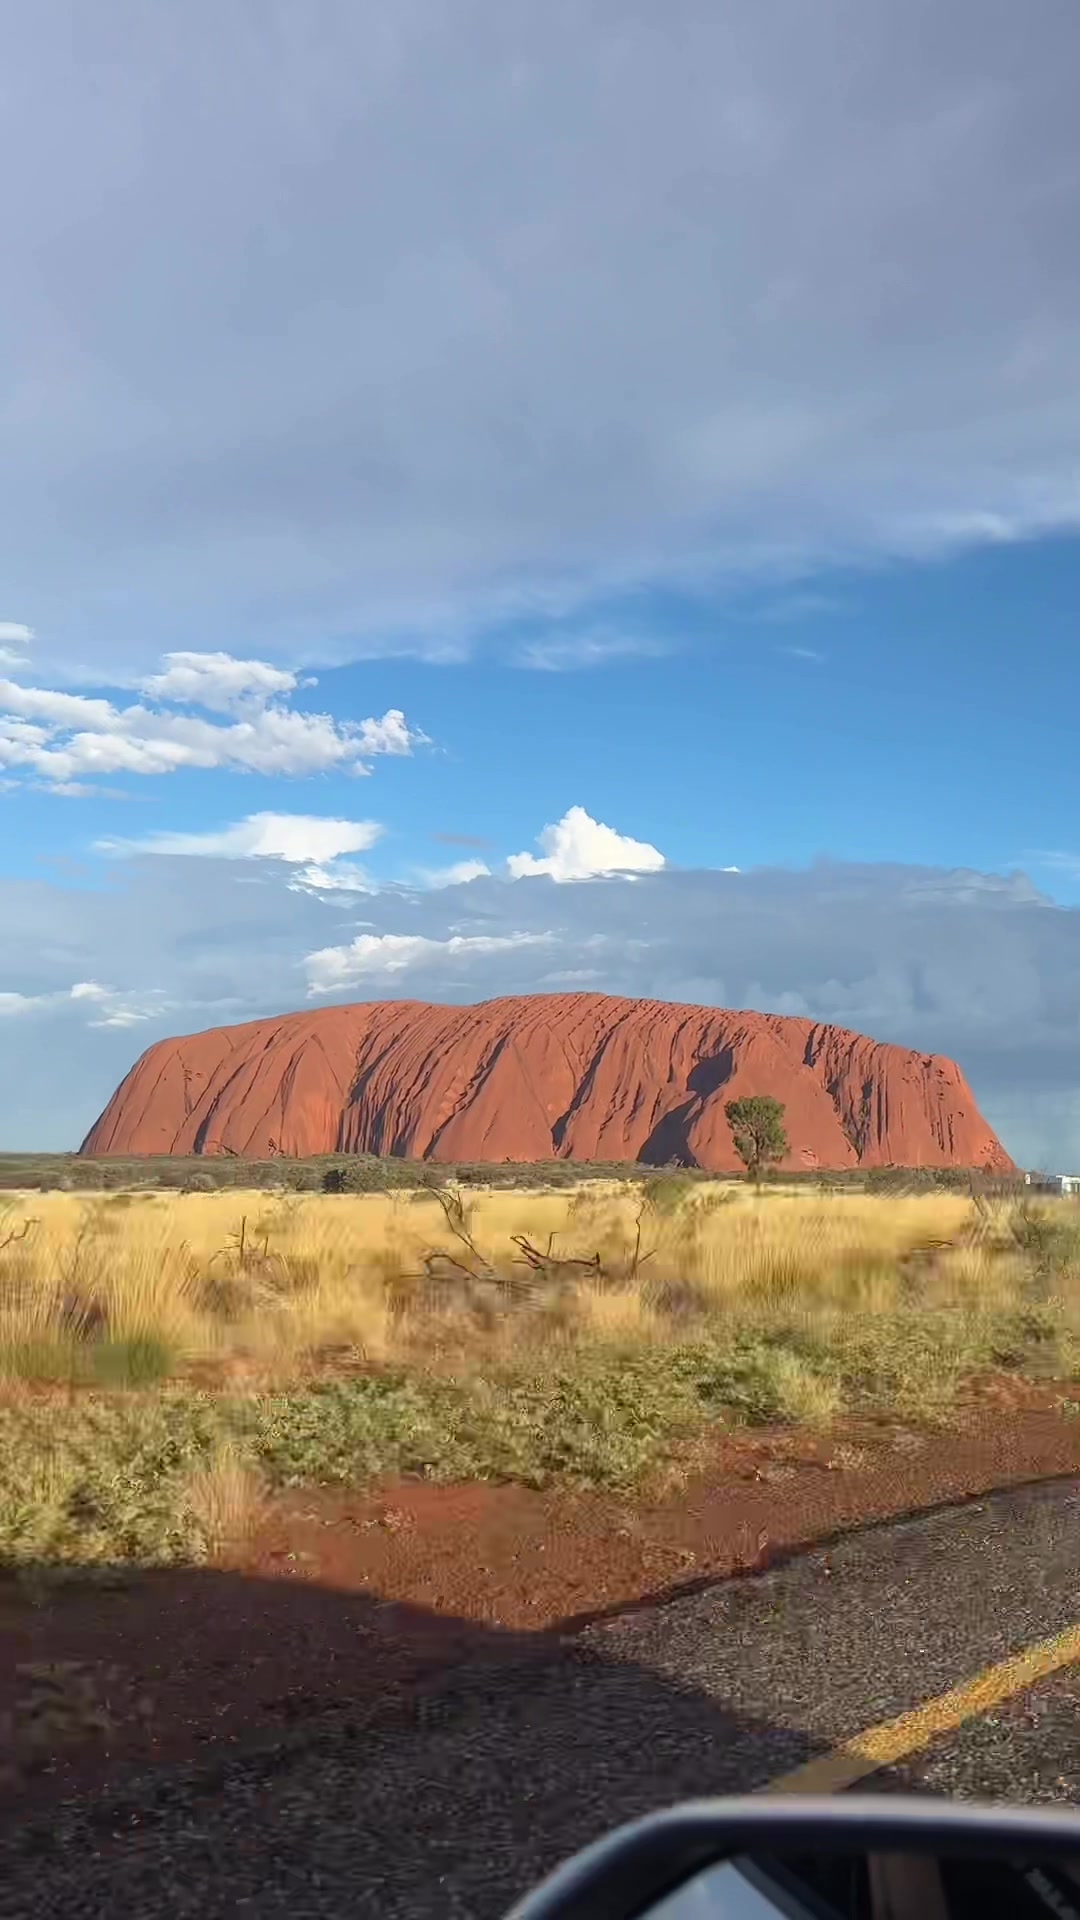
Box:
[2, 853, 1079, 1166]
[2, 1, 1079, 673]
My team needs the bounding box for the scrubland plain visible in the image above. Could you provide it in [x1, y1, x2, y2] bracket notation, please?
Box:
[2, 1176, 1078, 1569]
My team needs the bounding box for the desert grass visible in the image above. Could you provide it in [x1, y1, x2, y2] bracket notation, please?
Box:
[184, 1441, 270, 1559]
[2, 1179, 1080, 1567]
[0, 1181, 991, 1361]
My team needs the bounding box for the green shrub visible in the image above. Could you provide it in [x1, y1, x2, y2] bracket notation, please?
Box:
[89, 1334, 175, 1388]
[641, 1172, 696, 1216]
[0, 1334, 89, 1386]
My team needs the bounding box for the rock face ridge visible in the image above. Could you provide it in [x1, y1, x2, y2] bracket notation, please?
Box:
[80, 993, 1014, 1172]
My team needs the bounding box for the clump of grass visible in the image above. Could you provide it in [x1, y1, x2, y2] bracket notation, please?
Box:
[89, 1334, 175, 1389]
[0, 1333, 88, 1386]
[641, 1172, 697, 1217]
[1010, 1202, 1080, 1296]
[183, 1441, 269, 1558]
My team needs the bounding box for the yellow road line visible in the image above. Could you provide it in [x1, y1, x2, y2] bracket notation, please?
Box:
[765, 1622, 1080, 1796]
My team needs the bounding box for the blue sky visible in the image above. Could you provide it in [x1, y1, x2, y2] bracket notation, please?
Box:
[2, 0, 1080, 1160]
[11, 537, 1080, 897]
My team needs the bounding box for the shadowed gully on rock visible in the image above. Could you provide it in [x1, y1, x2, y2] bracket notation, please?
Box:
[80, 993, 1012, 1173]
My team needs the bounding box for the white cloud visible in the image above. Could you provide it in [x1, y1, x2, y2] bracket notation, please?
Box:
[287, 861, 377, 896]
[0, 716, 50, 749]
[68, 980, 169, 1027]
[0, 980, 167, 1029]
[355, 710, 423, 756]
[417, 859, 491, 888]
[99, 811, 385, 864]
[0, 990, 51, 1018]
[507, 807, 666, 883]
[139, 650, 299, 711]
[306, 929, 553, 992]
[515, 631, 669, 672]
[0, 650, 422, 786]
[0, 682, 117, 730]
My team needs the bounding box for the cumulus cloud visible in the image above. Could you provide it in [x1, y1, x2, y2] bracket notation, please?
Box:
[507, 807, 665, 882]
[0, 650, 421, 786]
[306, 929, 553, 992]
[99, 811, 385, 864]
[2, 5, 1080, 668]
[417, 859, 492, 888]
[354, 710, 421, 757]
[139, 651, 300, 711]
[286, 862, 378, 896]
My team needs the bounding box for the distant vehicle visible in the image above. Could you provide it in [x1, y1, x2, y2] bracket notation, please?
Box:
[1024, 1172, 1080, 1195]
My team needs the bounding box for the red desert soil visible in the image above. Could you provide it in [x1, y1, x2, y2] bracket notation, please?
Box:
[80, 991, 1013, 1171]
[1, 1383, 1075, 1814]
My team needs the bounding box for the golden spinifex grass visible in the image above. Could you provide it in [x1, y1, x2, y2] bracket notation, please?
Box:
[0, 1175, 999, 1374]
[1, 1179, 1080, 1568]
[0, 1180, 1075, 1385]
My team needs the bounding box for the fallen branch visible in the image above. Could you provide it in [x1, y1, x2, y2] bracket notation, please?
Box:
[400, 1182, 660, 1321]
[510, 1233, 603, 1278]
[0, 1217, 38, 1256]
[427, 1185, 498, 1278]
[420, 1248, 486, 1285]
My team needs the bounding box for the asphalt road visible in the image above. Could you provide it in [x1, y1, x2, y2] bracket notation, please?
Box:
[4, 1478, 1080, 1918]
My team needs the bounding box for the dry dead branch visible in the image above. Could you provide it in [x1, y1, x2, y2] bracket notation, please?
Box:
[629, 1198, 656, 1281]
[0, 1217, 38, 1257]
[509, 1233, 603, 1279]
[428, 1186, 498, 1277]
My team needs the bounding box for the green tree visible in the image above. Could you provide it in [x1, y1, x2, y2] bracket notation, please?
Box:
[725, 1096, 789, 1184]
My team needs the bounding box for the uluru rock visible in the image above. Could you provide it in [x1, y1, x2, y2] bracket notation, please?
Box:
[80, 993, 1014, 1173]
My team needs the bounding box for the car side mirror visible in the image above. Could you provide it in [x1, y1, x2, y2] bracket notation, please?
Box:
[505, 1795, 1080, 1920]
